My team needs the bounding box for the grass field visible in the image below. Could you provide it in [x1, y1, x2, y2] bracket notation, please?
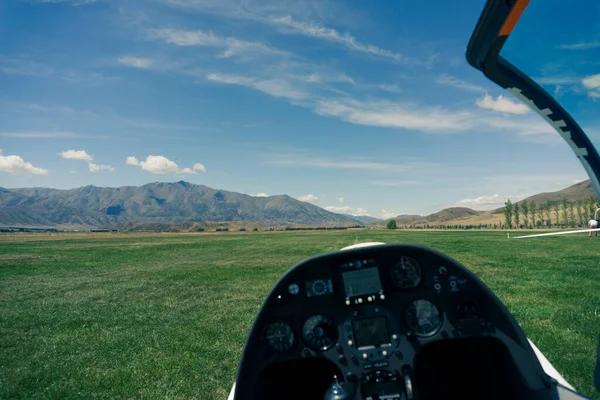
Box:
[1, 230, 599, 399]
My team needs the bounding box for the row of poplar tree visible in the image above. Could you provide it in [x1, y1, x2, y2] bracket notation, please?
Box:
[504, 197, 599, 229]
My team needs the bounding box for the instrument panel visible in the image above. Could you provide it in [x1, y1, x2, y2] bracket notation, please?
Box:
[234, 244, 545, 400]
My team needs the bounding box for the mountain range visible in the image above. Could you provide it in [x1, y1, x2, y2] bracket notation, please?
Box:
[0, 181, 365, 229]
[1, 180, 596, 230]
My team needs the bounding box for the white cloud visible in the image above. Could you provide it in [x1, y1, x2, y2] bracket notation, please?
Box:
[88, 162, 115, 172]
[251, 192, 269, 197]
[146, 28, 288, 59]
[270, 16, 417, 64]
[207, 73, 308, 100]
[314, 98, 474, 132]
[379, 209, 400, 219]
[192, 162, 206, 172]
[131, 155, 178, 173]
[325, 205, 370, 216]
[558, 41, 600, 50]
[177, 163, 206, 174]
[476, 94, 529, 114]
[582, 74, 600, 89]
[126, 156, 140, 166]
[0, 149, 48, 175]
[298, 193, 319, 203]
[126, 155, 206, 174]
[117, 57, 154, 69]
[582, 74, 600, 98]
[454, 194, 527, 210]
[337, 197, 345, 204]
[60, 149, 93, 161]
[70, 170, 77, 174]
[437, 74, 485, 92]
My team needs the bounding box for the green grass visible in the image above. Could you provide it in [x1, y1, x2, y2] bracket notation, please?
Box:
[1, 230, 599, 399]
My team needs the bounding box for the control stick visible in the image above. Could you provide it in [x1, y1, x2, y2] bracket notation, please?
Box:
[324, 375, 356, 400]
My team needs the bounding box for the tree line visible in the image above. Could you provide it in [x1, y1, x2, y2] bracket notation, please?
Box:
[504, 197, 599, 229]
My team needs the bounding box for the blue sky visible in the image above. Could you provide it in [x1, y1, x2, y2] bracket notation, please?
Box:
[1, 0, 598, 217]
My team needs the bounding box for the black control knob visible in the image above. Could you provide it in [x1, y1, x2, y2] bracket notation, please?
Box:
[324, 376, 356, 400]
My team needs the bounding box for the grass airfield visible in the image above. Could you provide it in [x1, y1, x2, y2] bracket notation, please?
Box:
[1, 230, 599, 399]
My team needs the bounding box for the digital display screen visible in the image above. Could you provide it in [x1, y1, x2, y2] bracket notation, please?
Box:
[352, 317, 391, 349]
[342, 267, 382, 297]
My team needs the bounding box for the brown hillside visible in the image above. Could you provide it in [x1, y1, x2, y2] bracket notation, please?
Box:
[492, 180, 596, 214]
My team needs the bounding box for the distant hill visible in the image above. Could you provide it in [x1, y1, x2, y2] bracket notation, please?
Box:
[492, 180, 596, 214]
[0, 182, 362, 228]
[373, 180, 597, 228]
[374, 207, 480, 227]
[343, 214, 382, 224]
[422, 207, 480, 223]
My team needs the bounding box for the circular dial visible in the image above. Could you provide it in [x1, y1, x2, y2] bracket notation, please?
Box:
[311, 280, 327, 295]
[391, 256, 422, 289]
[264, 321, 295, 352]
[405, 300, 442, 336]
[302, 315, 337, 351]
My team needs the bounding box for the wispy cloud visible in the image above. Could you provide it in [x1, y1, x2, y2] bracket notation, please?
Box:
[269, 16, 418, 64]
[314, 98, 474, 132]
[207, 73, 309, 100]
[557, 41, 600, 50]
[476, 94, 529, 115]
[0, 131, 104, 139]
[30, 0, 99, 5]
[370, 180, 421, 186]
[379, 84, 402, 93]
[117, 57, 155, 69]
[251, 192, 269, 197]
[146, 28, 289, 60]
[536, 76, 582, 85]
[0, 149, 48, 175]
[267, 155, 413, 172]
[303, 73, 355, 85]
[437, 73, 486, 93]
[0, 56, 117, 85]
[0, 56, 54, 77]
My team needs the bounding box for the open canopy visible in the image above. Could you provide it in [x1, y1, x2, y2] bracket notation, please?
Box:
[466, 0, 600, 198]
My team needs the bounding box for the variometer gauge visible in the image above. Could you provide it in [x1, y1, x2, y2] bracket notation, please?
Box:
[391, 256, 422, 289]
[302, 315, 337, 351]
[264, 321, 295, 352]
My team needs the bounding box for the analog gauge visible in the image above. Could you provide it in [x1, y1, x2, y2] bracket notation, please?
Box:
[391, 256, 422, 289]
[311, 280, 327, 296]
[302, 315, 338, 351]
[264, 321, 295, 352]
[405, 300, 442, 337]
[288, 283, 300, 295]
